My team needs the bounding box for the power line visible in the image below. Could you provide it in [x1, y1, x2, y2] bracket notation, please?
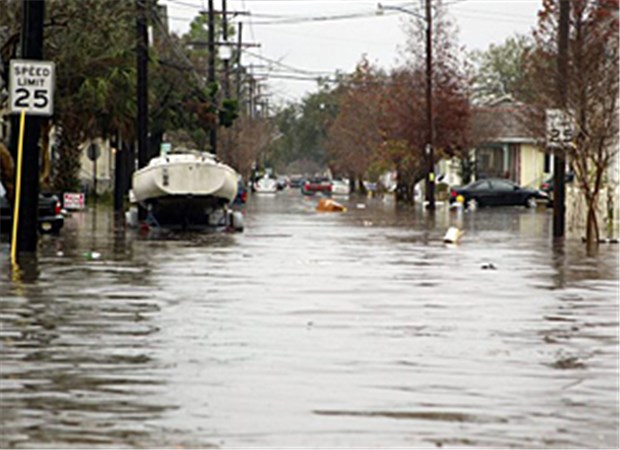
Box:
[248, 10, 384, 25]
[165, 1, 535, 26]
[242, 49, 333, 75]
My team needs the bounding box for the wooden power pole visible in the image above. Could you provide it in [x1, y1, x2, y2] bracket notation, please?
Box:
[553, 0, 570, 238]
[15, 0, 44, 254]
[136, 0, 149, 220]
[208, 0, 217, 155]
[424, 0, 435, 210]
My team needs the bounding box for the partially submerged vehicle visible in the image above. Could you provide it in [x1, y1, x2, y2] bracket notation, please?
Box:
[449, 178, 548, 209]
[0, 182, 64, 234]
[301, 177, 332, 196]
[253, 175, 278, 194]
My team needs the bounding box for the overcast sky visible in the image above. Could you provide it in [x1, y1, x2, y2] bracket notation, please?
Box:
[162, 0, 542, 104]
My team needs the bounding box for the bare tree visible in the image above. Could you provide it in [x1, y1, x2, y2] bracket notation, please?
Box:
[525, 0, 619, 248]
[224, 115, 273, 181]
[325, 58, 385, 192]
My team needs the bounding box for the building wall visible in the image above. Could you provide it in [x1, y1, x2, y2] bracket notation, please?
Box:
[566, 185, 619, 240]
[518, 144, 545, 188]
[437, 157, 462, 187]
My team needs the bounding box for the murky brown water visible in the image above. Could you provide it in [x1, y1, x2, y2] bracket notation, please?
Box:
[1, 191, 618, 448]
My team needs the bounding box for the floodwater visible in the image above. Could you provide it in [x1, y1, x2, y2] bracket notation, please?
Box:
[1, 191, 618, 448]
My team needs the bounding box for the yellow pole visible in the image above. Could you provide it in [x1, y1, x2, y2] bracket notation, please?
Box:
[11, 110, 27, 266]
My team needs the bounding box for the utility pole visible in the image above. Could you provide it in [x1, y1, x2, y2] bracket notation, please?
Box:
[14, 0, 44, 254]
[248, 69, 255, 118]
[136, 0, 149, 220]
[113, 132, 125, 213]
[553, 0, 569, 238]
[222, 0, 230, 100]
[208, 0, 217, 155]
[236, 22, 243, 101]
[424, 0, 435, 210]
[221, 0, 230, 162]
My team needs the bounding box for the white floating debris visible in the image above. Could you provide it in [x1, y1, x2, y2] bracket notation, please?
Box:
[83, 251, 101, 260]
[443, 227, 464, 244]
[356, 203, 366, 209]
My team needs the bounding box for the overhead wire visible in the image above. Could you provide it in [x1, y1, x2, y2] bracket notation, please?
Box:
[242, 49, 333, 75]
[164, 0, 535, 26]
[162, 0, 540, 99]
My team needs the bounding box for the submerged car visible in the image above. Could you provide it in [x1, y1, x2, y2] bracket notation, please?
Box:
[449, 178, 548, 209]
[540, 172, 575, 194]
[276, 176, 289, 191]
[0, 182, 64, 234]
[289, 175, 304, 188]
[301, 177, 332, 196]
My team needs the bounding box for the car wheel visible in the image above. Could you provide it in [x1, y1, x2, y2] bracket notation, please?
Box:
[467, 198, 479, 210]
[525, 196, 537, 208]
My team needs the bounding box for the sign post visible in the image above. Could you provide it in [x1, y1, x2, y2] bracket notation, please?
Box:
[8, 59, 55, 263]
[546, 108, 574, 239]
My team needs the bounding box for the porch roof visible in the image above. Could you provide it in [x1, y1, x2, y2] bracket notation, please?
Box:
[471, 104, 538, 146]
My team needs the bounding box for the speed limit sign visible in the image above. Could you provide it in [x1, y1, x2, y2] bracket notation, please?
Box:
[546, 109, 575, 149]
[9, 59, 55, 116]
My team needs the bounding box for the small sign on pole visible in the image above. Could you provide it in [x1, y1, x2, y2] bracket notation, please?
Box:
[546, 109, 575, 149]
[63, 192, 85, 210]
[9, 59, 55, 116]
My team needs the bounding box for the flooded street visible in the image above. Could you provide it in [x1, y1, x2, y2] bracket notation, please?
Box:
[1, 192, 618, 448]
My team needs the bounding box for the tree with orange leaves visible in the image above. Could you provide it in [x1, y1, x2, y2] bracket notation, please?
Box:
[326, 58, 386, 192]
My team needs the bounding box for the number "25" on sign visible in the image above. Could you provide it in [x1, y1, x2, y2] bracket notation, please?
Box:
[546, 109, 575, 148]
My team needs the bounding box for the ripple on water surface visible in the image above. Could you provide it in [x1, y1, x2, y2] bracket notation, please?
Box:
[1, 196, 618, 448]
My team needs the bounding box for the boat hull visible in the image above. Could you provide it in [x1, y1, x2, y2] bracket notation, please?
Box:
[133, 154, 238, 203]
[131, 153, 239, 227]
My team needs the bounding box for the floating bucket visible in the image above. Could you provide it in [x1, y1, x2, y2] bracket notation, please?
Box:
[443, 226, 464, 244]
[317, 198, 347, 212]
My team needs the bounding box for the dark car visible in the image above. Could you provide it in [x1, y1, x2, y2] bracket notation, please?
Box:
[275, 176, 289, 191]
[449, 178, 548, 209]
[289, 176, 304, 189]
[540, 172, 575, 194]
[0, 182, 64, 234]
[301, 177, 332, 196]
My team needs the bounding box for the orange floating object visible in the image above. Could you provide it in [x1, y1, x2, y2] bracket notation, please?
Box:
[316, 198, 347, 212]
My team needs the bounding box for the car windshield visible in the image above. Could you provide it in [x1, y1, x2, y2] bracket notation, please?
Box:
[466, 180, 490, 190]
[491, 179, 517, 191]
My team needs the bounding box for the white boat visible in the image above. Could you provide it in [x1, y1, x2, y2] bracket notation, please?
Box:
[253, 175, 278, 193]
[131, 149, 238, 227]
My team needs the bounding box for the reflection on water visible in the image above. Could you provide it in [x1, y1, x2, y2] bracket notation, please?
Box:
[1, 195, 618, 448]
